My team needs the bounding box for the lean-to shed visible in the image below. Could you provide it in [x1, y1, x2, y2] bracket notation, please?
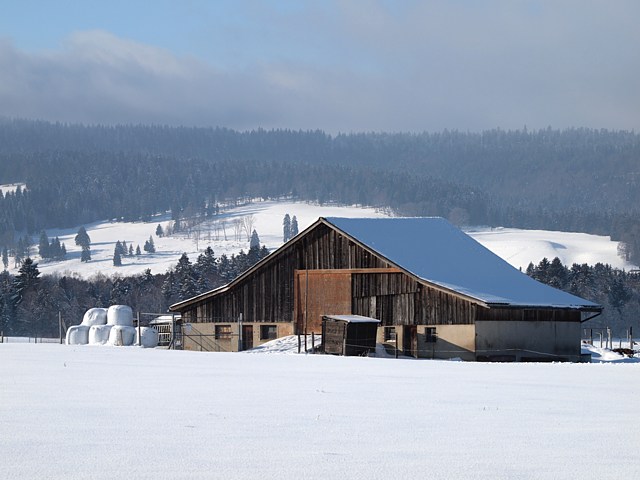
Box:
[322, 315, 380, 356]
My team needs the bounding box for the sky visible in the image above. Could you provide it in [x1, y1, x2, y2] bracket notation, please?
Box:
[0, 1, 638, 133]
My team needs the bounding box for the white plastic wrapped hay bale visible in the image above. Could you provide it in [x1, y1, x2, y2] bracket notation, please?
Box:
[108, 325, 136, 346]
[107, 305, 133, 327]
[136, 327, 159, 348]
[81, 308, 108, 327]
[88, 325, 112, 345]
[66, 325, 90, 345]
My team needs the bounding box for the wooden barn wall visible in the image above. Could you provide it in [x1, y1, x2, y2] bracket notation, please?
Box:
[476, 308, 581, 323]
[181, 223, 394, 324]
[351, 273, 477, 326]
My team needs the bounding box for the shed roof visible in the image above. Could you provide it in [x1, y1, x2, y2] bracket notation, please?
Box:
[323, 315, 381, 324]
[324, 217, 601, 310]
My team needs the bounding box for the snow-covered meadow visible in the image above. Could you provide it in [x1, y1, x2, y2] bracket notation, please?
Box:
[1, 342, 638, 480]
[7, 200, 637, 279]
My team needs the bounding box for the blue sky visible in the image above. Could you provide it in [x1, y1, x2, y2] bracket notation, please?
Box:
[0, 1, 638, 132]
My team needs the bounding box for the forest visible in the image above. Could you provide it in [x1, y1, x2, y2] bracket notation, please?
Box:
[1, 119, 640, 338]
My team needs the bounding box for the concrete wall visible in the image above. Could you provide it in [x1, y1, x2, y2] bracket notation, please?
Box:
[183, 322, 294, 352]
[377, 325, 476, 361]
[475, 320, 581, 362]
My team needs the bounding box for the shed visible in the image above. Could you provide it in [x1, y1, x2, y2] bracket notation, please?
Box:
[322, 315, 380, 356]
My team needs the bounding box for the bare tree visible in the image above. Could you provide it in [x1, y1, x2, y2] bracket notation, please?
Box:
[242, 215, 256, 241]
[232, 218, 243, 241]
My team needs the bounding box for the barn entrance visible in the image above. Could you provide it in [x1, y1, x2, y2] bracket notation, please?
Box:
[242, 325, 253, 350]
[403, 325, 418, 358]
[294, 270, 352, 334]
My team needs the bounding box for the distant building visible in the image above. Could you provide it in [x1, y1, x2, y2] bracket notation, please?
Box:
[170, 217, 601, 361]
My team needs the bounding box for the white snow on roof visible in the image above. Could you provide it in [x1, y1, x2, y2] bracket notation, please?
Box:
[324, 217, 600, 309]
[324, 315, 381, 323]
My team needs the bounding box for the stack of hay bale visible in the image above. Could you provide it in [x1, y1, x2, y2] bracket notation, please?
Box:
[66, 305, 158, 348]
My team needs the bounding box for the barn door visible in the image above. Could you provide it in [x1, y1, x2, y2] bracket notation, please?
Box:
[403, 325, 418, 358]
[242, 325, 253, 351]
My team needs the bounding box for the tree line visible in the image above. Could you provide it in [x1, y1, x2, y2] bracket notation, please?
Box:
[0, 242, 270, 338]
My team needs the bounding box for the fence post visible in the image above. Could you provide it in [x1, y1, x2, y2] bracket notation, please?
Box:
[297, 334, 301, 354]
[137, 312, 141, 347]
[311, 332, 315, 353]
[59, 312, 63, 344]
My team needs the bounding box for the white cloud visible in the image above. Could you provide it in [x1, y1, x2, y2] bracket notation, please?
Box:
[0, 0, 639, 134]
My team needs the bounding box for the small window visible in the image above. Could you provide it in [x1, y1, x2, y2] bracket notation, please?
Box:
[260, 325, 277, 340]
[384, 327, 396, 342]
[425, 327, 437, 343]
[215, 325, 232, 339]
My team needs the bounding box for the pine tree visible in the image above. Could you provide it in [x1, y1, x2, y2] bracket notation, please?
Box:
[81, 246, 91, 263]
[128, 244, 134, 256]
[12, 257, 40, 305]
[156, 224, 164, 237]
[291, 215, 299, 237]
[76, 226, 91, 263]
[113, 245, 122, 266]
[75, 226, 91, 248]
[136, 245, 141, 256]
[250, 229, 260, 249]
[38, 231, 50, 259]
[283, 214, 291, 242]
[2, 246, 8, 270]
[144, 236, 156, 253]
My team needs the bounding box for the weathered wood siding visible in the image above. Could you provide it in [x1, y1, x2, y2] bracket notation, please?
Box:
[178, 223, 394, 325]
[352, 273, 477, 326]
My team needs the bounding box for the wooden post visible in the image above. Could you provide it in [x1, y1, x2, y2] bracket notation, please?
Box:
[311, 332, 315, 353]
[137, 312, 141, 346]
[297, 334, 301, 354]
[59, 312, 63, 344]
[238, 313, 243, 351]
[630, 326, 633, 351]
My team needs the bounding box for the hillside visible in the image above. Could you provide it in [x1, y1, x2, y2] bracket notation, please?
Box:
[4, 200, 635, 279]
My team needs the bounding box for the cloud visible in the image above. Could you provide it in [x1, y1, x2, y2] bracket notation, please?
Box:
[0, 1, 638, 133]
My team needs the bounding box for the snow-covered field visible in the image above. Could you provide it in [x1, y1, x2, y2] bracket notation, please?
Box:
[1, 342, 638, 480]
[6, 200, 636, 278]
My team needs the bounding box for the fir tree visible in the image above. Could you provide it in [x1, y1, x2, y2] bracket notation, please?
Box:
[135, 245, 141, 256]
[128, 244, 134, 256]
[156, 224, 164, 237]
[81, 246, 91, 263]
[144, 236, 156, 253]
[75, 226, 91, 249]
[291, 216, 299, 237]
[2, 246, 8, 270]
[113, 245, 122, 266]
[38, 231, 50, 259]
[12, 257, 40, 305]
[250, 229, 260, 249]
[283, 214, 291, 242]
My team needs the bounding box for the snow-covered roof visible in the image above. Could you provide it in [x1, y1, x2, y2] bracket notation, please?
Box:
[324, 217, 601, 310]
[323, 315, 381, 323]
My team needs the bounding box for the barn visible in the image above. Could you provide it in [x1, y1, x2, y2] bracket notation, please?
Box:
[169, 217, 602, 361]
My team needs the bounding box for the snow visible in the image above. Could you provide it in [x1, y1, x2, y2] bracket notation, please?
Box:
[465, 226, 636, 271]
[4, 200, 635, 279]
[1, 343, 639, 479]
[324, 314, 381, 323]
[325, 217, 600, 308]
[0, 182, 27, 195]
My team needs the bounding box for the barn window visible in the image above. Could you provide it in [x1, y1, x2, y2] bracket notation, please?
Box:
[260, 325, 277, 340]
[425, 327, 437, 343]
[215, 325, 231, 339]
[384, 327, 396, 342]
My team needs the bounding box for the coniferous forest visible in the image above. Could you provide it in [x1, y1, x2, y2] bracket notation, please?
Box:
[1, 119, 640, 337]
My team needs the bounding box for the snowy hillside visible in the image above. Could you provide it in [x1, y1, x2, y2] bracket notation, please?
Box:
[5, 200, 636, 279]
[1, 343, 638, 480]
